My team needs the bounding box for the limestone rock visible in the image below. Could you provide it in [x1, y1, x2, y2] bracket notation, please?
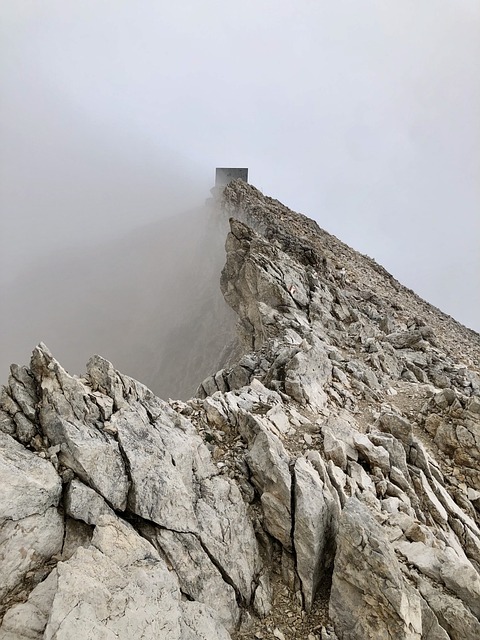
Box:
[294, 457, 336, 610]
[378, 412, 413, 445]
[64, 478, 115, 525]
[153, 529, 240, 630]
[0, 508, 64, 607]
[113, 407, 201, 531]
[284, 341, 332, 410]
[0, 432, 61, 521]
[194, 474, 260, 603]
[3, 181, 480, 640]
[32, 345, 129, 510]
[396, 540, 480, 619]
[39, 516, 232, 640]
[416, 575, 480, 640]
[0, 432, 63, 606]
[246, 425, 292, 549]
[0, 569, 58, 640]
[330, 498, 423, 639]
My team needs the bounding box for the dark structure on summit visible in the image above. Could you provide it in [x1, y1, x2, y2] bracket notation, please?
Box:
[215, 167, 248, 187]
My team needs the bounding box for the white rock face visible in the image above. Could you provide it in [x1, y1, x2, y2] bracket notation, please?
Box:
[113, 407, 201, 531]
[2, 181, 480, 639]
[44, 516, 230, 640]
[153, 529, 240, 630]
[0, 432, 61, 521]
[285, 340, 331, 410]
[0, 509, 64, 606]
[294, 456, 336, 611]
[31, 345, 130, 511]
[0, 432, 63, 605]
[0, 570, 58, 640]
[246, 425, 292, 549]
[64, 478, 115, 525]
[330, 498, 423, 639]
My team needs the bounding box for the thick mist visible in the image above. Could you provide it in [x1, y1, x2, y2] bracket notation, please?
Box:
[0, 202, 236, 399]
[1, 0, 478, 389]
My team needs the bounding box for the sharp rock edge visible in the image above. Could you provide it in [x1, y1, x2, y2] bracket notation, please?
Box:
[1, 180, 480, 640]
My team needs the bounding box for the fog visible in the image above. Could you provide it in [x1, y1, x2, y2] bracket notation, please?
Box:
[1, 202, 236, 398]
[1, 1, 479, 393]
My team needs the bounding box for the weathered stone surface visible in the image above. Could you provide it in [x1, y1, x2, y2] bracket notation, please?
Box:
[285, 341, 331, 410]
[0, 431, 63, 606]
[322, 426, 348, 470]
[8, 364, 38, 422]
[253, 573, 272, 618]
[3, 181, 480, 640]
[396, 540, 480, 619]
[353, 433, 390, 472]
[246, 425, 292, 549]
[330, 498, 422, 639]
[0, 569, 58, 640]
[31, 345, 129, 510]
[113, 407, 201, 531]
[378, 412, 413, 445]
[64, 478, 115, 525]
[417, 596, 450, 640]
[0, 432, 61, 521]
[154, 529, 239, 630]
[0, 509, 64, 606]
[416, 575, 480, 640]
[61, 517, 93, 561]
[32, 516, 232, 640]
[294, 457, 336, 611]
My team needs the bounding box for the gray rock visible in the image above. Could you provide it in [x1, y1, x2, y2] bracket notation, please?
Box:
[417, 575, 480, 640]
[322, 426, 348, 470]
[330, 498, 423, 639]
[31, 345, 129, 510]
[396, 540, 480, 619]
[38, 515, 232, 640]
[353, 433, 390, 472]
[294, 457, 336, 610]
[417, 596, 450, 640]
[0, 508, 64, 605]
[0, 569, 58, 640]
[13, 412, 37, 443]
[0, 431, 61, 521]
[64, 478, 115, 525]
[378, 412, 413, 445]
[195, 475, 260, 603]
[253, 573, 272, 618]
[154, 529, 239, 631]
[8, 364, 38, 422]
[285, 341, 331, 410]
[114, 407, 201, 531]
[0, 408, 16, 436]
[434, 389, 455, 409]
[246, 425, 292, 549]
[0, 431, 64, 605]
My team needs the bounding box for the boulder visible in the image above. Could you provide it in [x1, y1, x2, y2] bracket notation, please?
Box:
[330, 498, 423, 639]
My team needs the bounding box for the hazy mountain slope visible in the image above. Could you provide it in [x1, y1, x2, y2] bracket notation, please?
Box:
[221, 180, 480, 367]
[0, 205, 236, 399]
[1, 181, 480, 640]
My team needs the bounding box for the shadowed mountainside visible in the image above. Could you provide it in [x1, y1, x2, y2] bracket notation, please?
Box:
[1, 204, 236, 400]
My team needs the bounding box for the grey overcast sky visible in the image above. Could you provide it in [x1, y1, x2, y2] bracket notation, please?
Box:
[1, 1, 479, 331]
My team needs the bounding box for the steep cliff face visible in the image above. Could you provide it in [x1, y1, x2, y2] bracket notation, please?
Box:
[1, 181, 480, 639]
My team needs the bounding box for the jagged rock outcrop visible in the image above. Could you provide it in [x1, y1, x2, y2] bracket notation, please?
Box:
[1, 180, 480, 639]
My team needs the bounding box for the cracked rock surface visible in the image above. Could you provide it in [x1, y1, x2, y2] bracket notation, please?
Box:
[1, 181, 480, 639]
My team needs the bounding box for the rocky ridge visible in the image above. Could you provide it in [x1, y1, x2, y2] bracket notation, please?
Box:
[1, 180, 480, 639]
